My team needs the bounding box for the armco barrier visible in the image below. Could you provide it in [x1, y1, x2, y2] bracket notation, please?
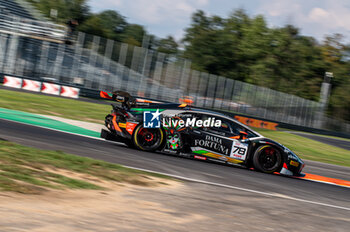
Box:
[3, 76, 22, 88]
[0, 75, 79, 99]
[60, 86, 80, 99]
[41, 82, 60, 95]
[22, 79, 41, 92]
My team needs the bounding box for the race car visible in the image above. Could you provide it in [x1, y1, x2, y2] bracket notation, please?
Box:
[100, 91, 305, 176]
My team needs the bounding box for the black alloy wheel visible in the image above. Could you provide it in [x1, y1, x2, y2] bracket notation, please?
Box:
[252, 145, 282, 173]
[133, 126, 164, 151]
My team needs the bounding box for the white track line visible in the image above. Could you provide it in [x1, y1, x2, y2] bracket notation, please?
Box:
[2, 118, 350, 211]
[123, 165, 350, 212]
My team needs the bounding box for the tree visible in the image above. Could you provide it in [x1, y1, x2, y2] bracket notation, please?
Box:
[122, 24, 146, 46]
[78, 15, 108, 38]
[183, 10, 228, 74]
[321, 34, 350, 120]
[183, 10, 327, 100]
[26, 0, 90, 24]
[96, 10, 127, 41]
[157, 36, 178, 55]
[66, 0, 90, 23]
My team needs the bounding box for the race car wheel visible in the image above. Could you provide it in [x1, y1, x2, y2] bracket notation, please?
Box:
[252, 145, 282, 174]
[105, 115, 113, 129]
[133, 126, 164, 151]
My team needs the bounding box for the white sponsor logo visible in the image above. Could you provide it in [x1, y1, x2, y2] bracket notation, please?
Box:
[162, 117, 221, 128]
[194, 135, 229, 155]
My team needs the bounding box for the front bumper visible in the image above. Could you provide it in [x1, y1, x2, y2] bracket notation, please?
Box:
[280, 158, 305, 176]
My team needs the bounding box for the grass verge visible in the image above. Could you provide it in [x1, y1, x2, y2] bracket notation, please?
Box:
[0, 140, 170, 194]
[254, 128, 350, 167]
[0, 88, 110, 123]
[280, 129, 350, 142]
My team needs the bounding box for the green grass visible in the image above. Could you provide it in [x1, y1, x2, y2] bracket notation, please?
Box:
[0, 88, 110, 123]
[280, 129, 350, 142]
[254, 128, 350, 167]
[0, 140, 170, 194]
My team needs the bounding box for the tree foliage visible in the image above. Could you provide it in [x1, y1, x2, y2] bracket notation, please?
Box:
[157, 36, 179, 55]
[27, 0, 90, 23]
[183, 10, 350, 121]
[94, 10, 127, 41]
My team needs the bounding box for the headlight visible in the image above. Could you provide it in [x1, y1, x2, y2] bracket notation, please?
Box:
[283, 146, 300, 160]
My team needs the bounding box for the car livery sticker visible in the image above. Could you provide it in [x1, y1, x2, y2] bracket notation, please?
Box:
[194, 155, 207, 160]
[126, 122, 138, 135]
[191, 147, 244, 164]
[193, 135, 233, 156]
[230, 140, 249, 160]
[191, 131, 249, 162]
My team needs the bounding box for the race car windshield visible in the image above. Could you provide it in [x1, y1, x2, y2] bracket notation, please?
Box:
[200, 114, 259, 138]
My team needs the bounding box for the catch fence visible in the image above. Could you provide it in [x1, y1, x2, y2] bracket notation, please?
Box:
[0, 31, 349, 133]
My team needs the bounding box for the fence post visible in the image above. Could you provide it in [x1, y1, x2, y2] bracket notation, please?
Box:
[0, 34, 8, 73]
[206, 74, 217, 108]
[292, 97, 300, 125]
[5, 35, 19, 75]
[214, 76, 225, 109]
[86, 35, 100, 88]
[116, 43, 128, 91]
[263, 88, 271, 119]
[150, 52, 165, 99]
[70, 32, 85, 84]
[278, 92, 287, 123]
[179, 59, 191, 97]
[140, 50, 154, 97]
[101, 39, 114, 90]
[52, 43, 66, 82]
[234, 81, 243, 113]
[197, 72, 209, 107]
[189, 70, 200, 106]
[222, 78, 233, 111]
[127, 46, 140, 94]
[163, 61, 185, 102]
[305, 100, 311, 127]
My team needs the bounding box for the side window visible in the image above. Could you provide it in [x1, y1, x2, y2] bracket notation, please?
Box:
[229, 120, 257, 138]
[216, 119, 232, 133]
[201, 115, 232, 134]
[229, 121, 243, 135]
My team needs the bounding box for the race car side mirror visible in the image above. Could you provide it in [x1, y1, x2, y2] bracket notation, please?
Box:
[239, 131, 248, 140]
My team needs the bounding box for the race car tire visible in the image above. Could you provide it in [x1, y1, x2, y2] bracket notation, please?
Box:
[252, 145, 282, 174]
[125, 140, 135, 149]
[132, 125, 164, 151]
[105, 115, 114, 131]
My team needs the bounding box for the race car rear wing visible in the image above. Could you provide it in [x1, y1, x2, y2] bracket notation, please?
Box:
[100, 91, 163, 109]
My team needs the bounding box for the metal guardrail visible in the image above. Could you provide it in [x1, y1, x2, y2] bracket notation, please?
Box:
[0, 14, 66, 41]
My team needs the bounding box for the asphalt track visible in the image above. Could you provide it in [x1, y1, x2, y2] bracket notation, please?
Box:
[1, 119, 350, 214]
[287, 131, 350, 151]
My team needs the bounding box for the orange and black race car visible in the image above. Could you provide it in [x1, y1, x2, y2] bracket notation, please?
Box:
[100, 91, 305, 176]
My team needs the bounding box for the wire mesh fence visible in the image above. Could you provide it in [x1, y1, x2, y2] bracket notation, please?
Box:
[0, 31, 349, 133]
